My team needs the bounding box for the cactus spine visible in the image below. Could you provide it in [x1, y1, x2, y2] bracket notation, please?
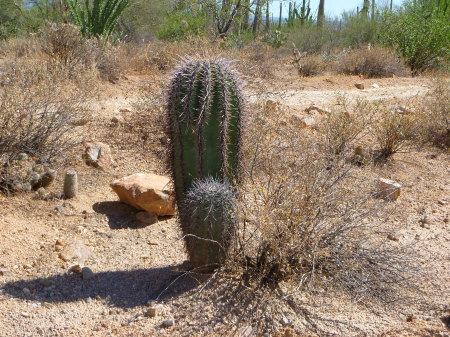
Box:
[167, 58, 243, 269]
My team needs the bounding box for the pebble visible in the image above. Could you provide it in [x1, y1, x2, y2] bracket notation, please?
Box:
[21, 312, 30, 318]
[387, 233, 399, 241]
[23, 287, 31, 296]
[162, 319, 175, 328]
[419, 215, 429, 225]
[85, 297, 92, 303]
[68, 264, 83, 274]
[145, 305, 160, 318]
[82, 267, 94, 280]
[280, 317, 292, 326]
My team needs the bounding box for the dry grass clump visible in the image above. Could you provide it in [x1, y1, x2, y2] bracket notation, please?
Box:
[236, 42, 277, 79]
[224, 100, 422, 309]
[418, 78, 450, 148]
[0, 60, 90, 194]
[0, 37, 40, 59]
[320, 96, 373, 157]
[373, 108, 419, 162]
[338, 45, 408, 78]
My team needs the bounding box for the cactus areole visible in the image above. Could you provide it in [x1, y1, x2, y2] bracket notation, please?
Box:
[166, 58, 243, 269]
[167, 58, 243, 201]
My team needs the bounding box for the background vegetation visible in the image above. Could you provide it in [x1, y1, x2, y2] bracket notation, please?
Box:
[0, 0, 448, 72]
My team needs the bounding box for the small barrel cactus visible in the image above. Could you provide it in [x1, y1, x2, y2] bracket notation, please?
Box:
[182, 178, 236, 268]
[166, 58, 244, 268]
[63, 170, 78, 199]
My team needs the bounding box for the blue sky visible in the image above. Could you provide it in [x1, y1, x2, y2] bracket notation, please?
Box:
[270, 0, 404, 18]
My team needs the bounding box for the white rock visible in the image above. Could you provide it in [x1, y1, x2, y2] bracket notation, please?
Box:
[376, 178, 402, 201]
[162, 319, 175, 328]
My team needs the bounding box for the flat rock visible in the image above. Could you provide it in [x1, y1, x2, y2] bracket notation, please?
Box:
[83, 142, 115, 170]
[59, 241, 93, 262]
[355, 82, 365, 90]
[110, 173, 175, 216]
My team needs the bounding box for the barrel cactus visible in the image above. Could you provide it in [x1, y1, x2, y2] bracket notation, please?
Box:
[166, 58, 244, 269]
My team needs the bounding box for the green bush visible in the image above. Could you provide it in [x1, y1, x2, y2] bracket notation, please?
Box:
[157, 7, 209, 41]
[380, 0, 450, 72]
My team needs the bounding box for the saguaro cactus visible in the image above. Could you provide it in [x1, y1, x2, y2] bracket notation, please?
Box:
[166, 58, 244, 268]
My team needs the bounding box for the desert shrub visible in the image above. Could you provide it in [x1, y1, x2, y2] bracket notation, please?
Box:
[292, 51, 324, 77]
[0, 36, 40, 58]
[380, 0, 450, 72]
[338, 45, 408, 78]
[236, 42, 277, 78]
[96, 43, 124, 82]
[40, 23, 98, 74]
[373, 108, 419, 162]
[320, 97, 373, 156]
[231, 100, 421, 306]
[418, 78, 450, 148]
[157, 4, 209, 41]
[0, 61, 89, 194]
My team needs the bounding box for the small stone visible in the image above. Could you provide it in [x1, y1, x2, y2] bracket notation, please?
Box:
[111, 116, 122, 124]
[354, 83, 364, 90]
[23, 264, 32, 270]
[23, 287, 31, 296]
[21, 312, 30, 318]
[159, 136, 170, 145]
[280, 317, 292, 326]
[376, 178, 402, 201]
[162, 319, 175, 328]
[83, 142, 115, 170]
[82, 267, 94, 280]
[438, 200, 446, 206]
[0, 269, 9, 277]
[136, 211, 158, 225]
[419, 215, 429, 225]
[68, 264, 83, 274]
[17, 153, 29, 161]
[119, 108, 131, 113]
[85, 297, 92, 303]
[58, 241, 93, 262]
[406, 315, 416, 322]
[76, 226, 88, 234]
[145, 305, 160, 318]
[372, 83, 380, 89]
[387, 233, 399, 241]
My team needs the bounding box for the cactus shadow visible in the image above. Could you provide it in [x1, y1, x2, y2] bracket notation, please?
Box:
[1, 265, 200, 309]
[92, 201, 140, 229]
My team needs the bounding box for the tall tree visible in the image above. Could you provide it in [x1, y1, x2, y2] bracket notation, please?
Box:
[317, 0, 325, 27]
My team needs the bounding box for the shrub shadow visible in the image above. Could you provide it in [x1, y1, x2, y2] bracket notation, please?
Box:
[1, 264, 200, 308]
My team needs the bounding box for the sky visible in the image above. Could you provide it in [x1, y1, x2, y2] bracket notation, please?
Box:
[269, 0, 404, 19]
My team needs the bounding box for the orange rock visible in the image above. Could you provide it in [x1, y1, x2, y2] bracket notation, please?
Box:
[110, 173, 175, 216]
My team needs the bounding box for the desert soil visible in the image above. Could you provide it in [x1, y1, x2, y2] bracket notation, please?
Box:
[0, 68, 449, 337]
